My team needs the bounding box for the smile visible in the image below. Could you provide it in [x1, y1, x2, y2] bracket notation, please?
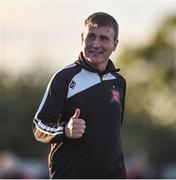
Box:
[89, 50, 104, 54]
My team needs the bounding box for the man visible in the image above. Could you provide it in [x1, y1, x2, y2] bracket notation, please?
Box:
[32, 12, 126, 178]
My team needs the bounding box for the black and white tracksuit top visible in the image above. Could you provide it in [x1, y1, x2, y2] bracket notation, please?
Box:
[32, 53, 126, 178]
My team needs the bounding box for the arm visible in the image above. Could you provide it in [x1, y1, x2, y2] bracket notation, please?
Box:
[32, 72, 68, 144]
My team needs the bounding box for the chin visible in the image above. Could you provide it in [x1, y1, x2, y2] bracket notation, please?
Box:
[88, 55, 103, 63]
[89, 58, 103, 64]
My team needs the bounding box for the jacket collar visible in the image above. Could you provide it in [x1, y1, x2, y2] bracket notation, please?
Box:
[75, 52, 120, 75]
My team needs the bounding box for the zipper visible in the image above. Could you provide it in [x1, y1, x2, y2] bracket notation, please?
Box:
[98, 73, 103, 83]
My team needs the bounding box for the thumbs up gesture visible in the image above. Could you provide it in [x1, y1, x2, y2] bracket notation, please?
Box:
[65, 109, 86, 139]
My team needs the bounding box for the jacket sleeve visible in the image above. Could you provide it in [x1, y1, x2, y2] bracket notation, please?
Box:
[32, 72, 68, 144]
[121, 78, 126, 125]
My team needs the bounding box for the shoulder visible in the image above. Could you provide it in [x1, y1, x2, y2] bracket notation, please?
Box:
[113, 72, 126, 83]
[44, 63, 81, 91]
[51, 63, 81, 82]
[112, 72, 126, 90]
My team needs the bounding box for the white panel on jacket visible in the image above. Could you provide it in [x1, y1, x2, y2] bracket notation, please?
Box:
[67, 69, 100, 98]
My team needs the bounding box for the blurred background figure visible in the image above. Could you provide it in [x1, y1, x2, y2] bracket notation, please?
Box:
[126, 150, 151, 178]
[0, 151, 23, 178]
[0, 151, 48, 178]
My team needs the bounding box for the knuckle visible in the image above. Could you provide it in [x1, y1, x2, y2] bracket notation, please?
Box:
[78, 134, 82, 137]
[81, 130, 85, 134]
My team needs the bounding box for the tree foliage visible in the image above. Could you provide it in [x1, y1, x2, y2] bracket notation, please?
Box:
[116, 14, 176, 165]
[0, 70, 50, 157]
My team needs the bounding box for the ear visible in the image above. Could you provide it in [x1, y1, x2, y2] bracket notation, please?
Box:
[113, 39, 118, 51]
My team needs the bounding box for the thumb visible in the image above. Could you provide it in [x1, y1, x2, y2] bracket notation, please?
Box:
[72, 108, 80, 119]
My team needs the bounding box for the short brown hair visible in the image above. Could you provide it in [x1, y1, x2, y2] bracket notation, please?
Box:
[84, 12, 119, 40]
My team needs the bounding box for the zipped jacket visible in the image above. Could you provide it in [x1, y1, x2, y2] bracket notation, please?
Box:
[32, 52, 126, 178]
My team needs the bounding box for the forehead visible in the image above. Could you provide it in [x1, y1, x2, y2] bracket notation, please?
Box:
[84, 25, 115, 37]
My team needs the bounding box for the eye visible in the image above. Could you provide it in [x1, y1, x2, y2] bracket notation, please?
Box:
[100, 35, 109, 41]
[87, 33, 96, 40]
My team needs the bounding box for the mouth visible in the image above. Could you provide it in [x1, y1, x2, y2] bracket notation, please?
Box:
[89, 50, 104, 55]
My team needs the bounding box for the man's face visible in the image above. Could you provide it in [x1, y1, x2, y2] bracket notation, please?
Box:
[81, 25, 118, 71]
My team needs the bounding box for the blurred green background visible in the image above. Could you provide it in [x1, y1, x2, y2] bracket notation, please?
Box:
[0, 1, 176, 178]
[119, 14, 176, 178]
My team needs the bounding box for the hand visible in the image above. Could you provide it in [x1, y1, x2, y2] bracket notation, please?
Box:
[65, 109, 86, 139]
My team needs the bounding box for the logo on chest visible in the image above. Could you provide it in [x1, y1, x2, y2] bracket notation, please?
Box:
[110, 88, 120, 103]
[69, 80, 76, 89]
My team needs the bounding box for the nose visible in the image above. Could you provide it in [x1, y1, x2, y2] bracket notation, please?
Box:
[92, 38, 101, 48]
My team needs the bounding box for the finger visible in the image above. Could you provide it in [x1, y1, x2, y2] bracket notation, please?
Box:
[72, 108, 80, 119]
[77, 119, 86, 125]
[72, 124, 86, 130]
[72, 129, 85, 134]
[72, 119, 85, 125]
[71, 133, 83, 139]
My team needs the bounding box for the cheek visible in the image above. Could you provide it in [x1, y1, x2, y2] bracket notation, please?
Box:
[104, 44, 115, 52]
[83, 40, 92, 49]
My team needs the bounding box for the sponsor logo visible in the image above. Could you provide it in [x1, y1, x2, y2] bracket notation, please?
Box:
[69, 80, 76, 89]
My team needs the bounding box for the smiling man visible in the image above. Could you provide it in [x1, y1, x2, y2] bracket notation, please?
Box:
[32, 12, 127, 179]
[81, 17, 118, 72]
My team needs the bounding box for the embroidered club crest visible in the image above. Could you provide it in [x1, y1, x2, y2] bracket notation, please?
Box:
[111, 89, 120, 103]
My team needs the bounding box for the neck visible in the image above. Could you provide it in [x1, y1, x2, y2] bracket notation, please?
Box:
[85, 60, 108, 72]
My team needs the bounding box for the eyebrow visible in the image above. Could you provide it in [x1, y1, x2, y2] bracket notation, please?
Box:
[99, 34, 109, 39]
[87, 32, 110, 38]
